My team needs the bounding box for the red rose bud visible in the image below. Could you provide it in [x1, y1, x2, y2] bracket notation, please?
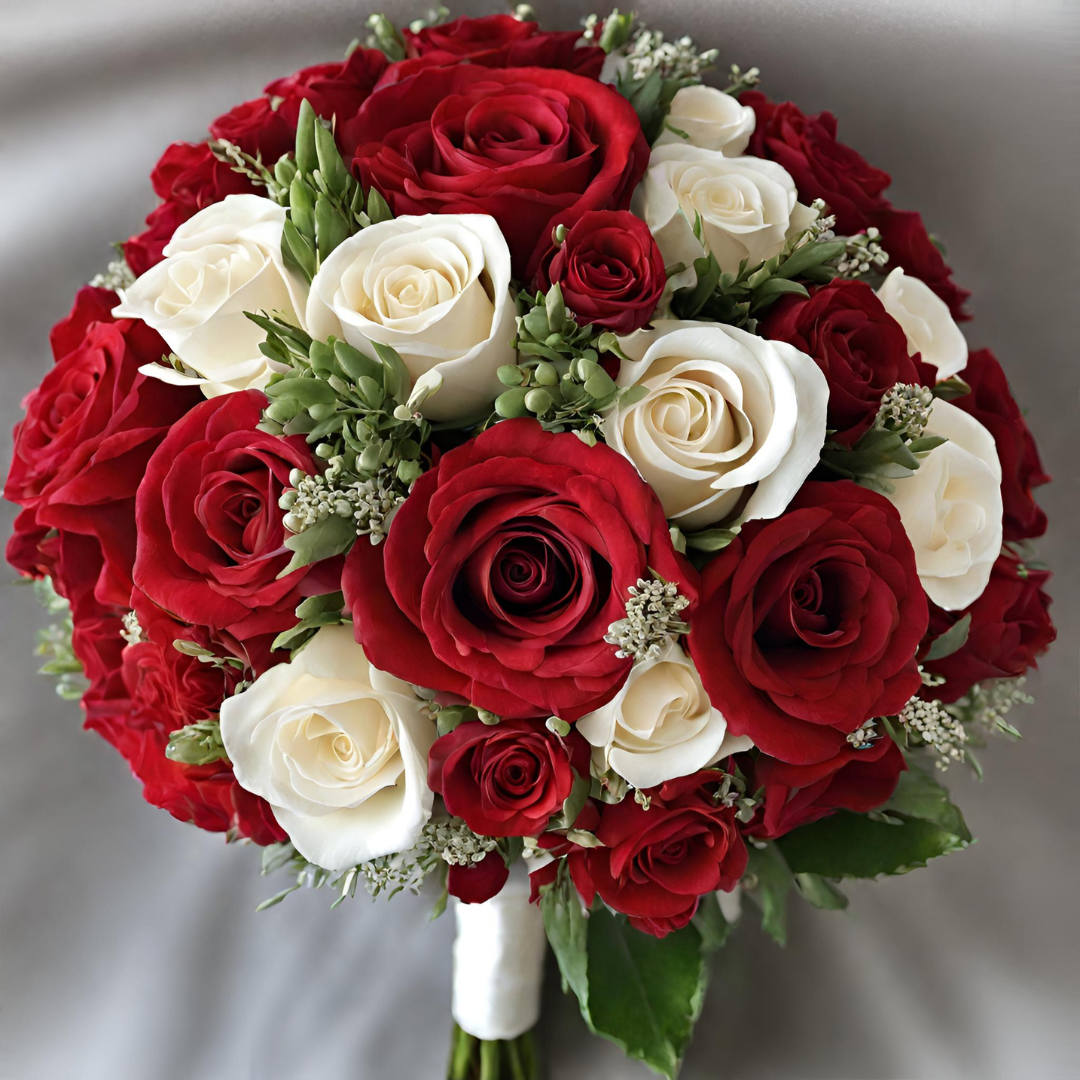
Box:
[539, 210, 666, 335]
[569, 772, 747, 938]
[951, 348, 1050, 542]
[133, 391, 317, 640]
[447, 850, 510, 905]
[922, 551, 1055, 704]
[343, 419, 697, 722]
[761, 279, 921, 447]
[687, 481, 928, 765]
[429, 719, 591, 837]
[740, 737, 907, 841]
[351, 64, 648, 281]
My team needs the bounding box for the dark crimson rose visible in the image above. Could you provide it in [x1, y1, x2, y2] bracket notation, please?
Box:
[208, 97, 294, 162]
[742, 92, 891, 237]
[124, 142, 255, 275]
[761, 279, 920, 446]
[344, 419, 696, 722]
[538, 210, 665, 335]
[4, 288, 200, 607]
[952, 348, 1049, 542]
[922, 552, 1055, 703]
[448, 851, 510, 904]
[265, 48, 389, 135]
[133, 391, 317, 639]
[740, 737, 906, 840]
[870, 208, 971, 321]
[351, 64, 648, 280]
[398, 15, 604, 80]
[568, 773, 747, 937]
[429, 719, 590, 837]
[687, 481, 928, 765]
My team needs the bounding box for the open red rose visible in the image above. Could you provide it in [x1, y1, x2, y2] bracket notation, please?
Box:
[761, 279, 920, 446]
[429, 718, 590, 837]
[344, 419, 696, 722]
[922, 551, 1055, 703]
[396, 14, 605, 81]
[133, 390, 317, 639]
[538, 210, 665, 335]
[687, 481, 927, 765]
[351, 63, 648, 281]
[742, 92, 892, 237]
[265, 47, 388, 137]
[568, 773, 747, 938]
[952, 348, 1049, 542]
[740, 737, 906, 841]
[4, 287, 200, 607]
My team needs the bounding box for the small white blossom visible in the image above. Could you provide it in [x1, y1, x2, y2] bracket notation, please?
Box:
[846, 719, 882, 750]
[898, 696, 968, 770]
[621, 25, 719, 82]
[834, 227, 889, 278]
[90, 257, 135, 291]
[120, 610, 144, 646]
[281, 460, 406, 544]
[605, 577, 690, 663]
[875, 383, 934, 439]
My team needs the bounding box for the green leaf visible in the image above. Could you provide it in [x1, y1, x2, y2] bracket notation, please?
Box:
[583, 907, 706, 1079]
[315, 196, 350, 263]
[366, 186, 393, 225]
[294, 98, 318, 177]
[884, 762, 972, 842]
[265, 376, 337, 406]
[745, 843, 791, 946]
[542, 877, 589, 1001]
[371, 341, 410, 402]
[778, 810, 970, 879]
[313, 119, 348, 196]
[692, 892, 735, 952]
[924, 614, 972, 661]
[793, 873, 849, 910]
[683, 526, 740, 553]
[672, 254, 721, 320]
[776, 239, 847, 279]
[295, 591, 345, 620]
[281, 218, 316, 283]
[931, 376, 971, 401]
[279, 514, 356, 577]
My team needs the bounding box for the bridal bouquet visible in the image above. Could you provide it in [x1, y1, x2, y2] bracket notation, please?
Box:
[6, 6, 1055, 1077]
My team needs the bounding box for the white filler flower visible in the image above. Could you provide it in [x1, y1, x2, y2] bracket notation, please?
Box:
[114, 194, 306, 396]
[578, 640, 753, 790]
[877, 266, 968, 381]
[654, 84, 756, 155]
[306, 214, 515, 422]
[885, 399, 1002, 610]
[634, 144, 818, 277]
[219, 625, 436, 871]
[604, 320, 828, 529]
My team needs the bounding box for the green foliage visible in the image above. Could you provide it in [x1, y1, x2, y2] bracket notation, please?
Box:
[744, 843, 792, 946]
[923, 614, 972, 662]
[271, 591, 348, 655]
[818, 427, 944, 496]
[165, 720, 229, 766]
[364, 13, 407, 60]
[672, 238, 846, 332]
[618, 68, 701, 144]
[32, 577, 87, 701]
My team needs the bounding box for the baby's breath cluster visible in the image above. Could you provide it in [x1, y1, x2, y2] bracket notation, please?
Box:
[898, 696, 969, 770]
[947, 677, 1032, 739]
[846, 719, 882, 750]
[281, 460, 405, 545]
[875, 383, 934, 440]
[605, 577, 691, 663]
[834, 228, 889, 278]
[89, 257, 135, 291]
[622, 25, 719, 82]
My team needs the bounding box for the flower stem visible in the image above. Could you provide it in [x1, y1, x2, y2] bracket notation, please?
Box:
[446, 1025, 540, 1080]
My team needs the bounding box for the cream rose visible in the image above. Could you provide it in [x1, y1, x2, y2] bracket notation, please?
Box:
[306, 214, 515, 422]
[654, 84, 756, 155]
[113, 194, 306, 397]
[603, 320, 828, 530]
[877, 267, 968, 381]
[219, 625, 436, 871]
[577, 641, 753, 790]
[634, 144, 818, 278]
[885, 399, 1002, 610]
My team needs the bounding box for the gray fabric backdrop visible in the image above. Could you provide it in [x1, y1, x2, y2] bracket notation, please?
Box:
[1, 1, 1077, 1077]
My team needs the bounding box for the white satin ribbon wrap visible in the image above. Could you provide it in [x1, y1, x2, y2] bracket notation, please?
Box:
[451, 870, 547, 1041]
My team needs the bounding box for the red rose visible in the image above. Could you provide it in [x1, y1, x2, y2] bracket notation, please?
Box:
[133, 391, 317, 639]
[952, 348, 1049, 542]
[397, 14, 604, 80]
[538, 210, 665, 335]
[870, 208, 971, 321]
[351, 64, 648, 281]
[740, 737, 906, 841]
[760, 279, 920, 446]
[5, 288, 200, 607]
[568, 773, 747, 937]
[429, 719, 590, 837]
[123, 142, 254, 276]
[922, 552, 1055, 703]
[208, 97, 294, 162]
[343, 419, 696, 722]
[742, 92, 891, 237]
[265, 48, 389, 136]
[687, 481, 928, 765]
[448, 851, 510, 905]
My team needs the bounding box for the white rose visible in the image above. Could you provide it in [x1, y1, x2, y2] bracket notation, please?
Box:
[603, 320, 828, 529]
[634, 144, 818, 279]
[577, 641, 752, 790]
[219, 625, 436, 871]
[654, 84, 756, 155]
[306, 214, 515, 422]
[885, 399, 1002, 610]
[113, 194, 306, 397]
[877, 267, 968, 381]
